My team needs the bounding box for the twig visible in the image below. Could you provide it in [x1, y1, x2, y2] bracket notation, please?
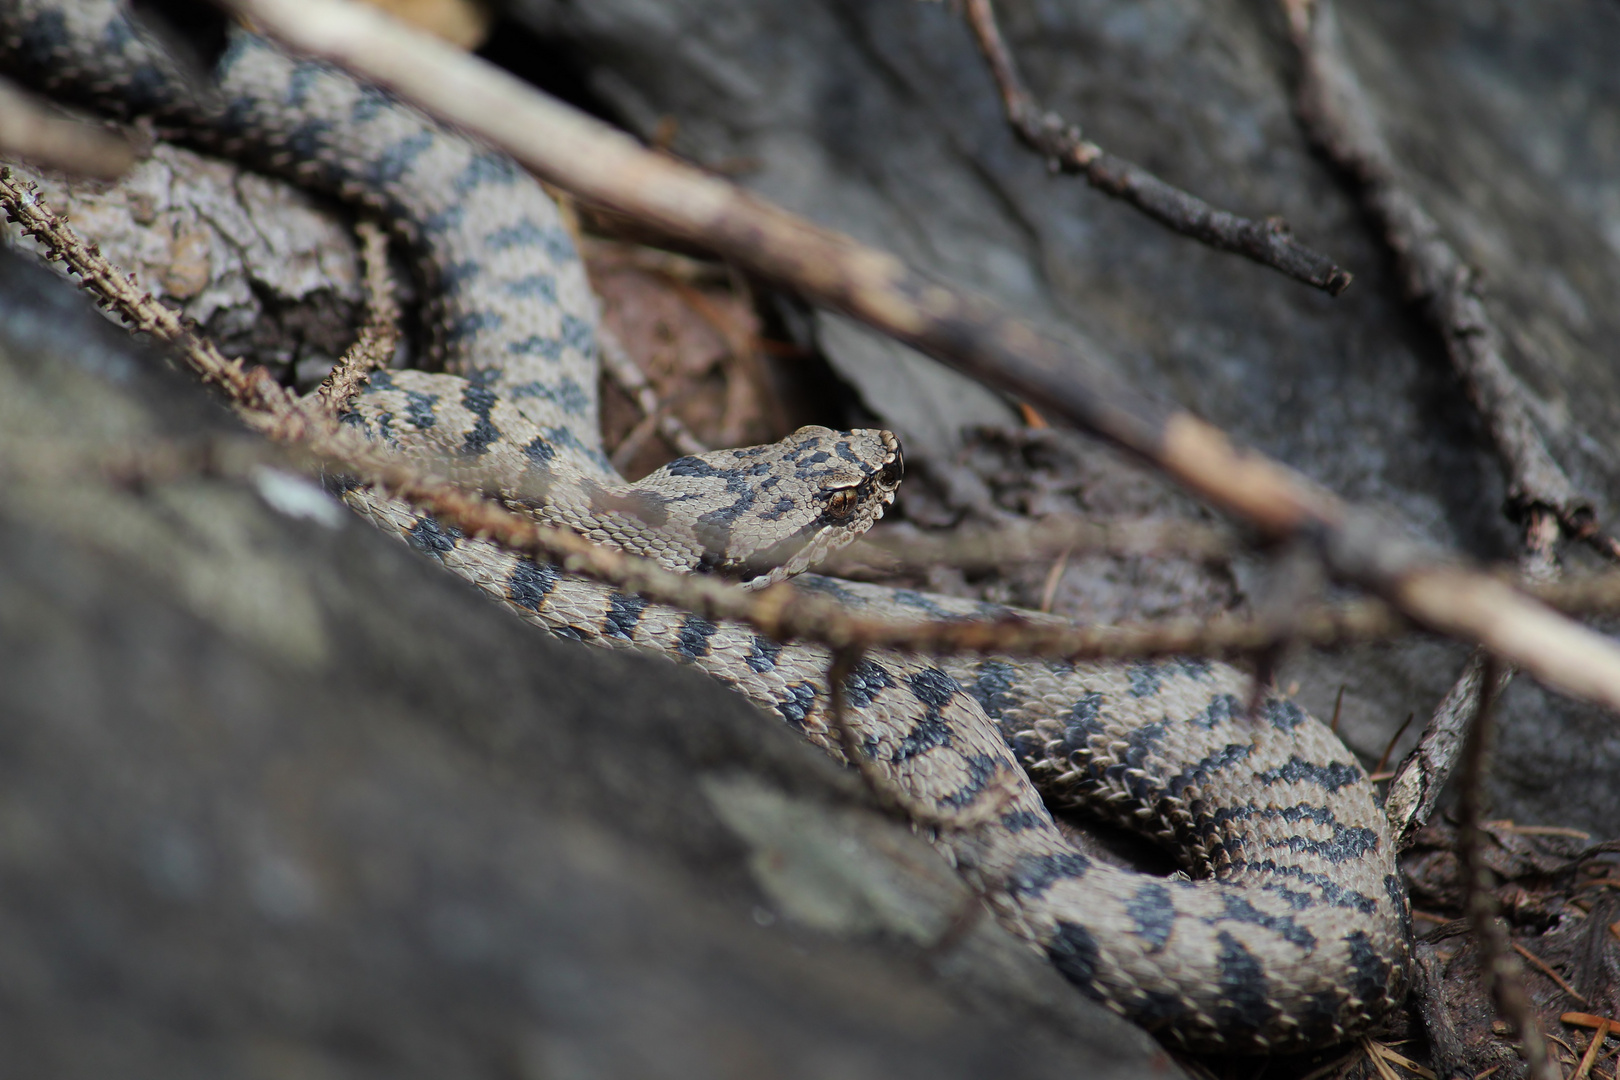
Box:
[0, 167, 283, 415]
[1361, 1036, 1402, 1080]
[212, 0, 1620, 719]
[317, 217, 399, 410]
[1285, 0, 1620, 847]
[960, 0, 1352, 295]
[1372, 711, 1415, 778]
[1573, 1021, 1612, 1080]
[1512, 941, 1589, 1005]
[1281, 0, 1610, 559]
[1387, 652, 1510, 847]
[829, 515, 1236, 576]
[1455, 656, 1561, 1080]
[1386, 518, 1576, 846]
[0, 75, 135, 180]
[597, 323, 707, 458]
[1037, 544, 1072, 613]
[1366, 1039, 1440, 1080]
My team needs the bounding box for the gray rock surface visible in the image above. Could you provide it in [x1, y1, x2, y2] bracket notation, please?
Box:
[501, 0, 1620, 834]
[0, 251, 1177, 1077]
[5, 145, 364, 386]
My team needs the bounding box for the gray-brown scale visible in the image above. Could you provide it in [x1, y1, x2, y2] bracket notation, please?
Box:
[1, 0, 1410, 1052]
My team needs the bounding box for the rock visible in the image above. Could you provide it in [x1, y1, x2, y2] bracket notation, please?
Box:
[0, 249, 1175, 1077]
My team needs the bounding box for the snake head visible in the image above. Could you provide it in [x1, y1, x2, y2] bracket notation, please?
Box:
[624, 425, 903, 589]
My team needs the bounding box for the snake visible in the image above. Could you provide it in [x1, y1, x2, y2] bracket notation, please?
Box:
[1, 0, 1410, 1053]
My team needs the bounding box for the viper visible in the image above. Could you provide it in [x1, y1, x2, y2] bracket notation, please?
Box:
[0, 0, 1410, 1052]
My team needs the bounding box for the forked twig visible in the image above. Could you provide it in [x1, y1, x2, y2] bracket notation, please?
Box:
[1282, 0, 1611, 559]
[1282, 0, 1615, 841]
[961, 0, 1352, 295]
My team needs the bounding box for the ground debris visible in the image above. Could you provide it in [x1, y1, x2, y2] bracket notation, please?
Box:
[1407, 820, 1620, 1080]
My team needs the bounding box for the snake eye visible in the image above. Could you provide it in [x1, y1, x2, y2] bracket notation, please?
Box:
[825, 488, 859, 518]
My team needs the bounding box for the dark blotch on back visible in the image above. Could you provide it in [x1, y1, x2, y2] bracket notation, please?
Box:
[1254, 755, 1363, 793]
[1264, 697, 1309, 731]
[1216, 893, 1316, 951]
[773, 682, 818, 728]
[403, 389, 437, 430]
[1008, 852, 1092, 898]
[460, 383, 501, 456]
[1214, 932, 1273, 1038]
[746, 636, 782, 674]
[1127, 664, 1163, 698]
[507, 557, 558, 611]
[967, 660, 1018, 721]
[1189, 693, 1240, 730]
[1065, 691, 1106, 745]
[906, 667, 958, 712]
[842, 658, 894, 710]
[1047, 922, 1104, 990]
[602, 594, 646, 640]
[890, 716, 951, 762]
[1343, 930, 1391, 1007]
[406, 515, 457, 557]
[1126, 881, 1177, 952]
[676, 615, 718, 658]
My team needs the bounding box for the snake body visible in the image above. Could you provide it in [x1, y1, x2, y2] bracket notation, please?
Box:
[2, 1, 1409, 1052]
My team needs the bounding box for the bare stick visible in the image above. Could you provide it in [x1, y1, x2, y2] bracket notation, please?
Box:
[1283, 0, 1616, 845]
[825, 516, 1237, 578]
[1388, 512, 1553, 846]
[1455, 657, 1561, 1080]
[318, 217, 400, 410]
[961, 0, 1353, 295]
[1387, 651, 1510, 846]
[597, 324, 707, 459]
[1281, 0, 1609, 557]
[1281, 0, 1614, 827]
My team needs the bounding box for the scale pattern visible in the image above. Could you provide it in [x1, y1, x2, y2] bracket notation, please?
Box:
[0, 0, 1409, 1052]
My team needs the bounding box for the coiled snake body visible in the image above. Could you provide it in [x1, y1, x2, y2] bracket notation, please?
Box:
[2, 0, 1409, 1052]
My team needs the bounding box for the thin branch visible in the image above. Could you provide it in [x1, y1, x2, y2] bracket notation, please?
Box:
[0, 167, 284, 415]
[214, 0, 1620, 718]
[1572, 1020, 1611, 1080]
[960, 0, 1353, 295]
[825, 515, 1236, 577]
[1282, 0, 1611, 558]
[597, 323, 708, 459]
[317, 217, 399, 410]
[1512, 942, 1589, 1005]
[1455, 656, 1561, 1080]
[0, 75, 135, 180]
[1387, 651, 1510, 847]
